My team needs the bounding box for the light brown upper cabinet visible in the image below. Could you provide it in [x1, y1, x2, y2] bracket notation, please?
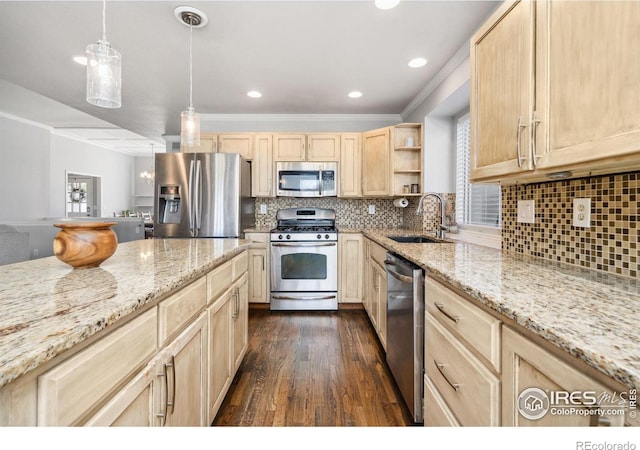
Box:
[252, 134, 274, 197]
[471, 0, 640, 183]
[273, 133, 340, 162]
[218, 134, 254, 160]
[339, 133, 361, 197]
[182, 133, 254, 160]
[362, 127, 391, 196]
[362, 124, 422, 197]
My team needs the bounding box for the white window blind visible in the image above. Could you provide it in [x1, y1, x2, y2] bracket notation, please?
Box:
[455, 113, 501, 228]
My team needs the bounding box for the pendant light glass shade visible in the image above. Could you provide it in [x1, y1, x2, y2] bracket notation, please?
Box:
[86, 40, 121, 108]
[86, 0, 121, 108]
[181, 107, 200, 148]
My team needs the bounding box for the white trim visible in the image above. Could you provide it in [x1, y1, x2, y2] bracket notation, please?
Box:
[200, 113, 402, 123]
[401, 42, 471, 119]
[0, 111, 53, 132]
[51, 129, 139, 156]
[448, 225, 501, 250]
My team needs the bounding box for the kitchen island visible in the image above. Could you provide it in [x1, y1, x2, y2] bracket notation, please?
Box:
[0, 238, 250, 426]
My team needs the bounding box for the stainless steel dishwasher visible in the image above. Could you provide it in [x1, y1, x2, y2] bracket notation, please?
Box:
[385, 252, 425, 424]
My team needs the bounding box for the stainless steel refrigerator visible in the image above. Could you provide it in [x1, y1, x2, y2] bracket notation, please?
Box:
[153, 152, 254, 238]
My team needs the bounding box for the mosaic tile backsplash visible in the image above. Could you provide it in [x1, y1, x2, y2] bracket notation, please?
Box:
[502, 171, 639, 278]
[254, 197, 405, 229]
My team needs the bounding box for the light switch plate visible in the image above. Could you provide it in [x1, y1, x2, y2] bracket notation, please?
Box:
[517, 199, 535, 224]
[368, 204, 376, 215]
[259, 204, 267, 215]
[573, 198, 591, 227]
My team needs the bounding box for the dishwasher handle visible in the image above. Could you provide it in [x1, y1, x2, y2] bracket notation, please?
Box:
[384, 260, 414, 283]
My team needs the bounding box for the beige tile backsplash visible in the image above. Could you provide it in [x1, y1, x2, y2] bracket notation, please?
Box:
[502, 172, 639, 278]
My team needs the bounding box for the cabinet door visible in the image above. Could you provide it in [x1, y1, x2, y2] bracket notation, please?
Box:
[534, 1, 640, 171]
[362, 128, 391, 196]
[375, 262, 387, 351]
[339, 133, 362, 197]
[232, 273, 249, 372]
[163, 312, 207, 427]
[470, 0, 534, 181]
[218, 134, 254, 160]
[307, 134, 340, 161]
[362, 239, 372, 315]
[182, 133, 217, 153]
[248, 247, 269, 303]
[85, 353, 163, 427]
[368, 260, 379, 330]
[207, 289, 233, 424]
[252, 134, 274, 197]
[502, 326, 625, 427]
[273, 134, 306, 161]
[338, 234, 363, 303]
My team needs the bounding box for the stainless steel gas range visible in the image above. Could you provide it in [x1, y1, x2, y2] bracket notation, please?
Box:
[270, 208, 338, 311]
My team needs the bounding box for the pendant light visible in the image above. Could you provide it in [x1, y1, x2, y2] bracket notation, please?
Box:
[86, 0, 121, 108]
[175, 7, 208, 149]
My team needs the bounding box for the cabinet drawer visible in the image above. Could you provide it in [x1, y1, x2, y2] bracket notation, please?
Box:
[159, 277, 206, 346]
[233, 251, 248, 277]
[369, 240, 387, 267]
[426, 277, 501, 372]
[424, 375, 460, 427]
[425, 313, 500, 426]
[37, 308, 158, 426]
[207, 259, 234, 303]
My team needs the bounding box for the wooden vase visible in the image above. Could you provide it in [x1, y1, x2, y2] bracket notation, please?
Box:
[53, 222, 118, 269]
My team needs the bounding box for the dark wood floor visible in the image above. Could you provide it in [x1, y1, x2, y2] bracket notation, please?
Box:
[213, 308, 414, 427]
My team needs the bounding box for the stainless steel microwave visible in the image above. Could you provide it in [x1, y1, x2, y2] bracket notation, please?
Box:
[276, 162, 338, 197]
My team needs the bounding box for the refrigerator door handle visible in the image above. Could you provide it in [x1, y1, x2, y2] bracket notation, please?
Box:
[188, 159, 195, 236]
[194, 159, 202, 235]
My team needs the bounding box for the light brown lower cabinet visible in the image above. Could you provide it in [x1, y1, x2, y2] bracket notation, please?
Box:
[86, 312, 208, 427]
[338, 233, 363, 304]
[363, 237, 387, 351]
[502, 326, 631, 427]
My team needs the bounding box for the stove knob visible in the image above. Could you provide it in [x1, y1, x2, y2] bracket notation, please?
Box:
[278, 234, 283, 240]
[286, 234, 291, 240]
[317, 234, 322, 240]
[325, 234, 330, 240]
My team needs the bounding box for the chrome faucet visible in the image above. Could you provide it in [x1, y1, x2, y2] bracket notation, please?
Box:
[416, 192, 448, 240]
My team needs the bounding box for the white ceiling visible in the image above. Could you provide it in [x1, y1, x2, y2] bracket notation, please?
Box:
[0, 0, 499, 155]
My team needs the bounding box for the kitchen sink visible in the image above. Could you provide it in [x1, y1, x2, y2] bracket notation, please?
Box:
[387, 235, 444, 244]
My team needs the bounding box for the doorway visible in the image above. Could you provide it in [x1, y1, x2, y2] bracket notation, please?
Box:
[66, 173, 101, 218]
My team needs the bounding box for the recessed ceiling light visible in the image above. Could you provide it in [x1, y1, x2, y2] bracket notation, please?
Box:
[348, 91, 363, 98]
[73, 55, 88, 66]
[408, 57, 428, 68]
[375, 0, 400, 10]
[247, 91, 262, 98]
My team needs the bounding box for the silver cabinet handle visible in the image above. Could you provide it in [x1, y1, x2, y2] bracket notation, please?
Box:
[235, 287, 240, 318]
[435, 360, 460, 392]
[261, 255, 265, 271]
[166, 356, 176, 415]
[434, 303, 460, 323]
[530, 111, 541, 168]
[231, 289, 239, 319]
[156, 367, 168, 426]
[516, 116, 527, 168]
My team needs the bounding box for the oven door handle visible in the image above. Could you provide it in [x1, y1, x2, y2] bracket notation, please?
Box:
[271, 242, 337, 247]
[271, 294, 337, 301]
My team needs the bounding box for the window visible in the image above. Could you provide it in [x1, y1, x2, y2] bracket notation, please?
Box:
[455, 113, 501, 228]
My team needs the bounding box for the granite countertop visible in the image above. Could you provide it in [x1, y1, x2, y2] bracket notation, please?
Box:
[357, 228, 640, 391]
[0, 238, 249, 389]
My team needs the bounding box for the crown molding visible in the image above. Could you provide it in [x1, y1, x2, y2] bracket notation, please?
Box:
[200, 113, 402, 123]
[401, 41, 471, 119]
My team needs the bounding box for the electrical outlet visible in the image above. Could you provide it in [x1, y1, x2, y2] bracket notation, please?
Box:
[259, 204, 267, 215]
[368, 204, 376, 215]
[573, 198, 591, 227]
[33, 249, 39, 257]
[517, 199, 535, 224]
